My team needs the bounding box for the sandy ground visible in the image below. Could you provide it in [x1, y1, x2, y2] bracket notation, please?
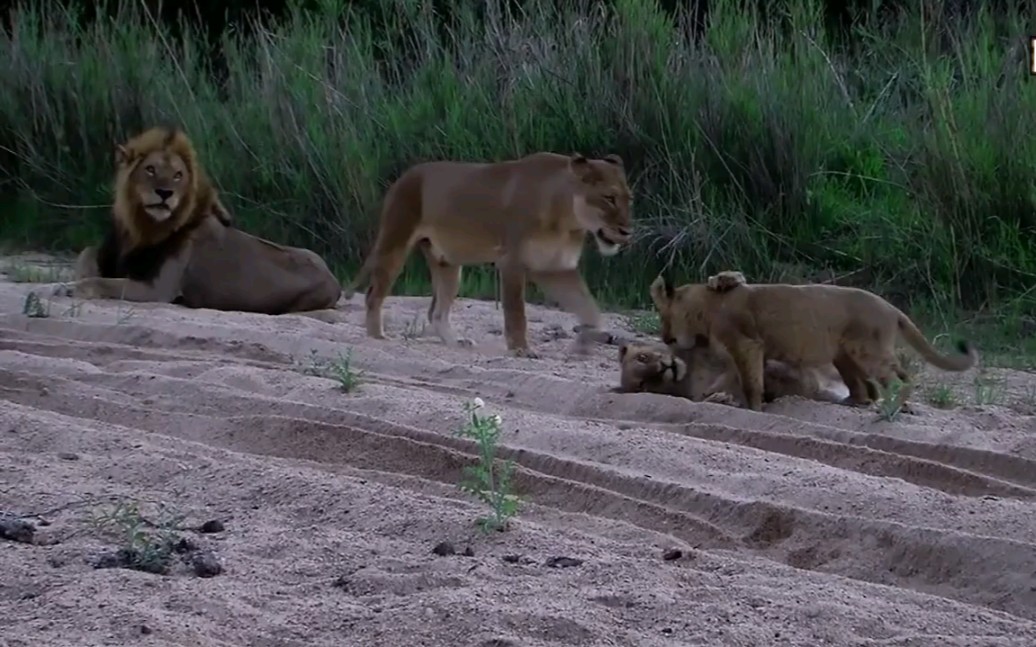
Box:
[1, 253, 1036, 647]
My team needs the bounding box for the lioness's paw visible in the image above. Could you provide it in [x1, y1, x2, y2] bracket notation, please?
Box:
[454, 338, 475, 348]
[703, 391, 737, 406]
[510, 347, 540, 359]
[51, 283, 73, 298]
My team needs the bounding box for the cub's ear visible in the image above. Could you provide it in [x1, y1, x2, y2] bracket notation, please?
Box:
[114, 144, 130, 166]
[619, 343, 629, 361]
[602, 154, 624, 168]
[649, 274, 670, 309]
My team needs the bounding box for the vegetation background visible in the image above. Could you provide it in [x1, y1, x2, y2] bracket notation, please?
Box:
[1, 0, 1034, 361]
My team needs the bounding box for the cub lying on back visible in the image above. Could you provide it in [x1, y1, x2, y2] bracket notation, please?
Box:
[612, 341, 842, 405]
[649, 272, 979, 411]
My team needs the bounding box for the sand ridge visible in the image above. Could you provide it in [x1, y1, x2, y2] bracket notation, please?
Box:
[2, 257, 1036, 646]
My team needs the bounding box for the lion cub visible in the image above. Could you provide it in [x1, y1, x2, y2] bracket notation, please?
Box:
[649, 271, 978, 411]
[612, 341, 838, 406]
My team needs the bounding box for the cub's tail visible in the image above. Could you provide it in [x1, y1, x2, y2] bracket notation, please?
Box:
[896, 313, 978, 372]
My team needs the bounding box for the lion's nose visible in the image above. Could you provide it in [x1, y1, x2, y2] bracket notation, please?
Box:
[155, 188, 173, 201]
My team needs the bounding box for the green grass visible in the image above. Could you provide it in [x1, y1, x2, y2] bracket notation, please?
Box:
[1, 0, 1034, 365]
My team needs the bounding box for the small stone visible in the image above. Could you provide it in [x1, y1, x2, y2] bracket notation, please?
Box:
[432, 542, 455, 556]
[544, 556, 583, 568]
[462, 546, 475, 557]
[57, 452, 80, 461]
[501, 554, 521, 564]
[190, 550, 223, 577]
[140, 625, 153, 635]
[198, 519, 225, 534]
[173, 537, 198, 554]
[663, 548, 683, 561]
[0, 516, 36, 544]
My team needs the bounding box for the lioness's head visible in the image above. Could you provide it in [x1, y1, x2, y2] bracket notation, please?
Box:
[618, 342, 687, 392]
[569, 153, 632, 257]
[649, 274, 711, 349]
[114, 127, 198, 225]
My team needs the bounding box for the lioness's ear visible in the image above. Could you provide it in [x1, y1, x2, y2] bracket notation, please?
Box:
[570, 153, 594, 182]
[603, 154, 624, 168]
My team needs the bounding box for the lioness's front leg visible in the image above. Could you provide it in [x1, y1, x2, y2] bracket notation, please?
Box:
[74, 246, 101, 280]
[419, 241, 473, 348]
[529, 268, 611, 354]
[499, 262, 536, 358]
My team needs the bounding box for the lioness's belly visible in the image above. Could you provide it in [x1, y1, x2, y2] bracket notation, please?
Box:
[417, 228, 585, 272]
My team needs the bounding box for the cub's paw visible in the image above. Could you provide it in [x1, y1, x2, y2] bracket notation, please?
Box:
[706, 270, 747, 293]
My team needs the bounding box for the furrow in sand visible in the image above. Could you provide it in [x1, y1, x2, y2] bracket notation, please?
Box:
[2, 365, 1036, 621]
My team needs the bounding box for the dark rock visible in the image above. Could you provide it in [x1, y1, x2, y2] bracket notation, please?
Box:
[190, 550, 223, 578]
[663, 548, 683, 561]
[198, 519, 225, 534]
[432, 541, 456, 556]
[0, 515, 36, 544]
[544, 556, 583, 568]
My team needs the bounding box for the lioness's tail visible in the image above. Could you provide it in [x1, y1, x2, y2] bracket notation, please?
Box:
[896, 313, 978, 371]
[341, 259, 372, 300]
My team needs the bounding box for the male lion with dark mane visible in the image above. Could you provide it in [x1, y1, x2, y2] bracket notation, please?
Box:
[344, 152, 633, 358]
[60, 126, 341, 315]
[649, 272, 978, 411]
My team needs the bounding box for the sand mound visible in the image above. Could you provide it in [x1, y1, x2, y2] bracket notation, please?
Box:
[2, 256, 1035, 646]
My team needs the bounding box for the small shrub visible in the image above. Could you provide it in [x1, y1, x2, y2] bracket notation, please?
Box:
[454, 397, 521, 533]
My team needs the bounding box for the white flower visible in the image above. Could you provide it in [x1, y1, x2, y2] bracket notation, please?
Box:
[489, 414, 503, 426]
[472, 397, 485, 409]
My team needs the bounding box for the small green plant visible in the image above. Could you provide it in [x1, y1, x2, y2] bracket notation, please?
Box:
[972, 371, 1005, 406]
[296, 348, 364, 392]
[21, 291, 48, 317]
[88, 500, 185, 575]
[624, 310, 660, 336]
[454, 397, 520, 533]
[925, 383, 958, 409]
[875, 377, 911, 422]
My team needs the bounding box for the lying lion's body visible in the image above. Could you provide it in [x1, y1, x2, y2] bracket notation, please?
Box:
[346, 152, 633, 357]
[65, 126, 341, 315]
[614, 341, 845, 405]
[649, 276, 978, 411]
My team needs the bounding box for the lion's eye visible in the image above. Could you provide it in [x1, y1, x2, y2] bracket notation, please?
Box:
[604, 195, 616, 206]
[636, 354, 648, 362]
[145, 165, 156, 175]
[173, 171, 183, 181]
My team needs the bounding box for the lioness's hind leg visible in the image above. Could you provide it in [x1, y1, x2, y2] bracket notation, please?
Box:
[364, 246, 410, 340]
[500, 263, 537, 358]
[419, 242, 473, 348]
[530, 269, 607, 354]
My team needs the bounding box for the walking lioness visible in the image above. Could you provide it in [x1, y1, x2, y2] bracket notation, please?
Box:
[345, 152, 633, 357]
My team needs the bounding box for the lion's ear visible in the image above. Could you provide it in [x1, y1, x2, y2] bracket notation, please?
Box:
[603, 154, 624, 168]
[114, 144, 130, 166]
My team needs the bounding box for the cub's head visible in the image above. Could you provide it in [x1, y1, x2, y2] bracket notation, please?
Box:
[569, 153, 633, 257]
[617, 342, 687, 392]
[649, 273, 711, 349]
[114, 126, 199, 230]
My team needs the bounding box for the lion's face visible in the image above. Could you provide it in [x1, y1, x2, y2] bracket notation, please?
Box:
[570, 154, 632, 257]
[619, 343, 687, 391]
[120, 148, 190, 223]
[649, 275, 708, 349]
